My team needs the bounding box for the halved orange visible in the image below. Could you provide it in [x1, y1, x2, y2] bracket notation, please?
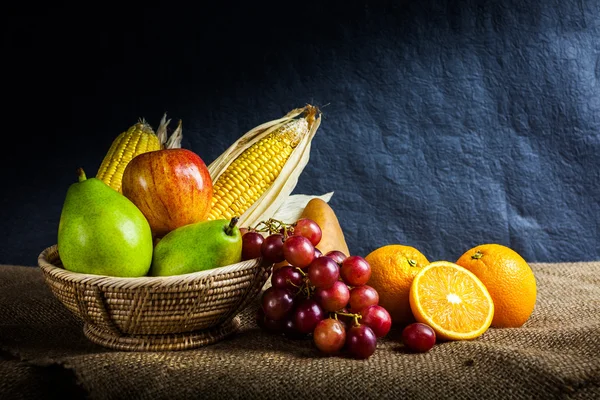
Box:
[409, 261, 494, 341]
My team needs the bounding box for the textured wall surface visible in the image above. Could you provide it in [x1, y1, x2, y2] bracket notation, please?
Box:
[2, 1, 599, 265]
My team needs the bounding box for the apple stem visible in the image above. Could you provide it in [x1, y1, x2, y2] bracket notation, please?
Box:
[225, 217, 239, 236]
[76, 168, 87, 182]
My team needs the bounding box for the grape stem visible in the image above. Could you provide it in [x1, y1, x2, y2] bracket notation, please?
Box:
[286, 279, 302, 289]
[335, 311, 363, 327]
[304, 281, 312, 299]
[292, 286, 305, 298]
[251, 218, 296, 238]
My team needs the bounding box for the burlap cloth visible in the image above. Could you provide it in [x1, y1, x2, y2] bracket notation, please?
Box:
[1, 262, 599, 399]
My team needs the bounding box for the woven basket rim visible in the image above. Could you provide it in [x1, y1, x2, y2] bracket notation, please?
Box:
[38, 245, 266, 288]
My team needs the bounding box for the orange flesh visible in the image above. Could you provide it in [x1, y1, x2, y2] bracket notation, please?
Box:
[416, 265, 492, 333]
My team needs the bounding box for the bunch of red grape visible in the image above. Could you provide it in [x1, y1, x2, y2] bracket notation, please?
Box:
[241, 218, 392, 359]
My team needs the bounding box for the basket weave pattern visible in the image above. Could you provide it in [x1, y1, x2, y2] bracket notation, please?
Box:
[38, 245, 272, 351]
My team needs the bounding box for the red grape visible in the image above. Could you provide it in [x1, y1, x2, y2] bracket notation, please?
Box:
[257, 241, 384, 359]
[282, 235, 315, 268]
[261, 287, 295, 321]
[348, 285, 379, 312]
[281, 316, 307, 339]
[271, 265, 304, 291]
[345, 325, 377, 359]
[307, 257, 340, 289]
[360, 305, 392, 338]
[263, 317, 283, 333]
[242, 232, 264, 261]
[340, 256, 372, 286]
[402, 323, 436, 353]
[257, 308, 283, 333]
[293, 218, 322, 246]
[324, 250, 347, 265]
[313, 281, 350, 312]
[313, 319, 346, 354]
[261, 234, 285, 263]
[293, 298, 325, 334]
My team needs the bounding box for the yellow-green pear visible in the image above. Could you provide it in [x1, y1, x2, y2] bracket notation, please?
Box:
[150, 218, 242, 276]
[57, 168, 153, 277]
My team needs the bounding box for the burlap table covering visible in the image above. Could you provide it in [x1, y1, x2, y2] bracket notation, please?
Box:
[1, 262, 599, 399]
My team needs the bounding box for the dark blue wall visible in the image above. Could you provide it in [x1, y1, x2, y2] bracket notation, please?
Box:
[2, 1, 599, 265]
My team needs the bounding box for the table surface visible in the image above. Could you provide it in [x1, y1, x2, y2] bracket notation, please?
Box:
[1, 261, 599, 400]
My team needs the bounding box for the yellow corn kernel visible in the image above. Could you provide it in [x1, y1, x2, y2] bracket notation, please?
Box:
[96, 120, 161, 192]
[208, 117, 309, 221]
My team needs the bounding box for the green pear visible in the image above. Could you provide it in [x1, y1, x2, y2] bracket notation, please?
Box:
[150, 218, 242, 276]
[57, 168, 153, 277]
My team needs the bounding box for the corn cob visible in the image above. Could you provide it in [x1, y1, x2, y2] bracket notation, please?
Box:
[96, 115, 182, 192]
[208, 113, 312, 221]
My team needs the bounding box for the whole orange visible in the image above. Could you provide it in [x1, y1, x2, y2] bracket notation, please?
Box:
[364, 245, 430, 326]
[456, 244, 537, 328]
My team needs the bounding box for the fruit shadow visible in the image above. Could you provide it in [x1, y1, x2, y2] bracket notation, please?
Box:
[213, 326, 424, 360]
[1, 332, 111, 364]
[210, 326, 327, 359]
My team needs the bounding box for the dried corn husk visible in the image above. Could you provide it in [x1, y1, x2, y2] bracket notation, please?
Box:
[156, 113, 183, 149]
[271, 192, 334, 224]
[208, 105, 322, 228]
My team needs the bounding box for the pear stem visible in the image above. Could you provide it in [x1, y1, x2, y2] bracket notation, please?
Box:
[225, 217, 239, 236]
[76, 168, 87, 182]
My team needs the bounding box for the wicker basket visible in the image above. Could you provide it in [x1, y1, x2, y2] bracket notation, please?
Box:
[37, 245, 272, 351]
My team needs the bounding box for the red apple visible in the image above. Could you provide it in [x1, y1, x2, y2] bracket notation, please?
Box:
[122, 148, 213, 237]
